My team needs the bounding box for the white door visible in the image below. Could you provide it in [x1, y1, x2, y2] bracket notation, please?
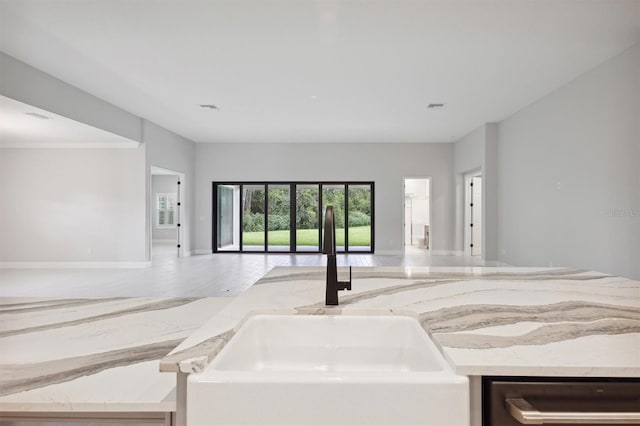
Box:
[404, 196, 412, 245]
[470, 176, 482, 256]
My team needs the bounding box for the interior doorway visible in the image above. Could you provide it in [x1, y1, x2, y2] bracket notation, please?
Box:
[464, 173, 482, 256]
[403, 178, 430, 250]
[150, 166, 185, 262]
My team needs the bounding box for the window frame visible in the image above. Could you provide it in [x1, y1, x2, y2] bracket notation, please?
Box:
[156, 192, 177, 229]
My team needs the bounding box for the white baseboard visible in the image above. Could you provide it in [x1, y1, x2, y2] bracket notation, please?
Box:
[430, 250, 464, 256]
[193, 249, 213, 255]
[0, 261, 151, 269]
[374, 250, 404, 255]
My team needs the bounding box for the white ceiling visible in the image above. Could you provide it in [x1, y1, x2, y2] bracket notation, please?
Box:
[0, 95, 139, 148]
[1, 0, 639, 144]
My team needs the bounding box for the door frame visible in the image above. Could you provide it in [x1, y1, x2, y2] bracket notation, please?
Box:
[212, 181, 375, 254]
[463, 171, 482, 256]
[217, 185, 235, 248]
[150, 166, 186, 259]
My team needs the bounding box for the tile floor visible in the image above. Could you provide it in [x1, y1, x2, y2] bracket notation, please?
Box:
[0, 242, 503, 298]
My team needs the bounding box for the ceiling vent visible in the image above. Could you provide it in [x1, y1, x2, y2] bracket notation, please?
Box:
[200, 104, 218, 110]
[426, 103, 445, 109]
[25, 112, 52, 120]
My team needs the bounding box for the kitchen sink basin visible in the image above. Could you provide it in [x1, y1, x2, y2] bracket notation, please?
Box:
[187, 314, 469, 425]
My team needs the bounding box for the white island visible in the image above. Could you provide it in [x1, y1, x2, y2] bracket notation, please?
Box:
[1, 266, 638, 425]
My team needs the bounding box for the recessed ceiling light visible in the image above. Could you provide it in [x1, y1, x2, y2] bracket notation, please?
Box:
[426, 103, 445, 109]
[200, 104, 218, 110]
[310, 95, 318, 100]
[25, 112, 52, 120]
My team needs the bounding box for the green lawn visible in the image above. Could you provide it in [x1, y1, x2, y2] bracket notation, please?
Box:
[243, 226, 371, 246]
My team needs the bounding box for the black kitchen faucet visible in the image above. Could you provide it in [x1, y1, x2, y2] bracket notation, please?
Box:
[323, 206, 351, 305]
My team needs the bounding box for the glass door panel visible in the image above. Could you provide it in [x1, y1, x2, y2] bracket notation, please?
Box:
[267, 184, 291, 252]
[295, 184, 320, 252]
[217, 184, 240, 251]
[348, 185, 372, 252]
[242, 185, 265, 251]
[322, 184, 345, 252]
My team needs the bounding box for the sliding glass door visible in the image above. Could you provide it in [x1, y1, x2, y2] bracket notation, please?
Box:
[322, 184, 345, 252]
[242, 185, 265, 252]
[348, 184, 372, 252]
[296, 184, 320, 252]
[267, 184, 291, 252]
[216, 184, 240, 251]
[213, 182, 374, 253]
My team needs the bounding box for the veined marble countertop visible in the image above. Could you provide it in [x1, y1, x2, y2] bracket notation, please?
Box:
[161, 267, 640, 378]
[1, 267, 638, 414]
[0, 297, 232, 412]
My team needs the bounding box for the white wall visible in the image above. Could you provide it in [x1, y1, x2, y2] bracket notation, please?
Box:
[0, 117, 196, 266]
[0, 53, 155, 266]
[484, 124, 499, 261]
[497, 44, 640, 280]
[454, 127, 484, 254]
[404, 179, 430, 198]
[453, 124, 498, 259]
[0, 147, 147, 264]
[1, 53, 142, 143]
[151, 174, 179, 241]
[194, 143, 455, 254]
[144, 120, 196, 258]
[454, 127, 485, 175]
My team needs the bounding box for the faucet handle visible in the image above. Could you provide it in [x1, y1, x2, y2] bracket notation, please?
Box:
[339, 266, 352, 291]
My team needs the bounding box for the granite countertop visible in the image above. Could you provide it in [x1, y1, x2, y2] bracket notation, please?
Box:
[1, 267, 638, 414]
[0, 297, 232, 412]
[161, 266, 640, 378]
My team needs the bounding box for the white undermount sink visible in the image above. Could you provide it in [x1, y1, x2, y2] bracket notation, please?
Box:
[187, 314, 469, 425]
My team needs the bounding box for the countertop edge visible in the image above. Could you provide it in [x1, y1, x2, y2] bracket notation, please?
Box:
[0, 401, 176, 413]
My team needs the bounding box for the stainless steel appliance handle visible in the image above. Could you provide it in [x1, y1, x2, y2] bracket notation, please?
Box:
[506, 397, 640, 424]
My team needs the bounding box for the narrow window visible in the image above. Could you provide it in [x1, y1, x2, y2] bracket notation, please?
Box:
[156, 193, 177, 228]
